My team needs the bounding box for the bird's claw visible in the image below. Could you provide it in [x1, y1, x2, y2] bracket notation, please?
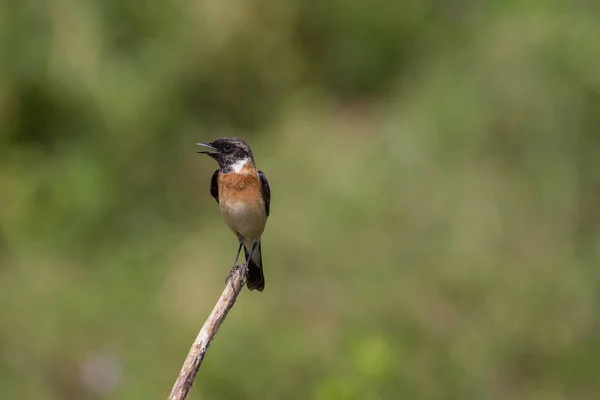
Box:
[225, 263, 248, 288]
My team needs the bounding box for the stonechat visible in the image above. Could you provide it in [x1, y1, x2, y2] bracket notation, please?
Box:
[196, 137, 271, 291]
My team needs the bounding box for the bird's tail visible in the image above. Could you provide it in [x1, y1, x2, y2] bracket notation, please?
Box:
[244, 240, 265, 292]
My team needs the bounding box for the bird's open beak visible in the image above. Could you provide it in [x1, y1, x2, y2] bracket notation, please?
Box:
[196, 142, 219, 154]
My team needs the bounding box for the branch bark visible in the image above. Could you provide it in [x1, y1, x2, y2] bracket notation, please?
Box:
[168, 268, 246, 400]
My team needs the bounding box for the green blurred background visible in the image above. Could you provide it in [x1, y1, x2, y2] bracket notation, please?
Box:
[2, 0, 600, 399]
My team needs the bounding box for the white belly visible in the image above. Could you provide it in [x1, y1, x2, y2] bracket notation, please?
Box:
[220, 201, 266, 239]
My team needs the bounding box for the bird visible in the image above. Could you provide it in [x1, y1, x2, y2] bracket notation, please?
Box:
[196, 137, 271, 291]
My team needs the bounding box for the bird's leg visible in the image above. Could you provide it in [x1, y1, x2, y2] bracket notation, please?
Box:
[225, 239, 246, 287]
[243, 240, 259, 267]
[232, 240, 244, 267]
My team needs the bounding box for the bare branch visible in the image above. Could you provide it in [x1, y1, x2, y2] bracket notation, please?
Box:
[167, 268, 246, 400]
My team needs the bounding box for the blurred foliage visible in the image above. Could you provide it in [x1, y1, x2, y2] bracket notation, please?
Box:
[2, 0, 600, 399]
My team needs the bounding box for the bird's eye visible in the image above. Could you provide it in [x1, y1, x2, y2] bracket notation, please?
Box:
[223, 144, 232, 152]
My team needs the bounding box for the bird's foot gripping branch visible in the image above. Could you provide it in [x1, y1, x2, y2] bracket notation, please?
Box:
[225, 263, 248, 288]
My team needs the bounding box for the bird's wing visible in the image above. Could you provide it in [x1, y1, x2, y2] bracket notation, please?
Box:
[210, 169, 219, 203]
[258, 170, 271, 217]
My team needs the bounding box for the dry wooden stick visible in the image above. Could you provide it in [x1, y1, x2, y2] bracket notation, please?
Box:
[168, 267, 246, 400]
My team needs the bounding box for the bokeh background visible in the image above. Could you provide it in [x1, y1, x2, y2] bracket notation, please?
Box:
[2, 1, 600, 399]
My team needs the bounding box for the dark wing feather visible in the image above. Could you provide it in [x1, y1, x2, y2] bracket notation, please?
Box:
[258, 170, 271, 217]
[210, 169, 219, 203]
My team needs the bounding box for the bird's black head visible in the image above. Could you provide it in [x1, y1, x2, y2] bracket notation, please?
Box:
[196, 137, 255, 172]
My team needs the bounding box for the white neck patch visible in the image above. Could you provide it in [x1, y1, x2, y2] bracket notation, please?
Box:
[231, 158, 249, 173]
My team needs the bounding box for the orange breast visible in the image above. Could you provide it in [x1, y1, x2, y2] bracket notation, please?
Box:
[218, 170, 267, 239]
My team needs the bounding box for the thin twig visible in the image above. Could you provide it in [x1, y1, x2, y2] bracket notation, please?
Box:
[168, 268, 246, 400]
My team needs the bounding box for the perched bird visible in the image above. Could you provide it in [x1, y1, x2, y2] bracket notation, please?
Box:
[196, 137, 271, 291]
